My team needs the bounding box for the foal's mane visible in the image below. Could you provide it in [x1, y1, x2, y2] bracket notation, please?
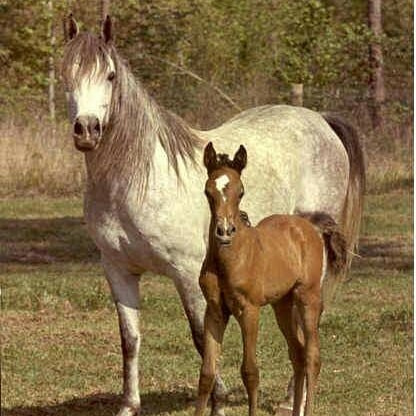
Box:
[210, 153, 241, 174]
[62, 32, 203, 199]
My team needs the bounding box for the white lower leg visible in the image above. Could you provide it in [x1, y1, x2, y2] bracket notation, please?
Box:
[117, 302, 141, 414]
[299, 377, 307, 416]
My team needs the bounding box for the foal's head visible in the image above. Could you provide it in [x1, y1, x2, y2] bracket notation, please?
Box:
[203, 142, 247, 246]
[62, 15, 116, 152]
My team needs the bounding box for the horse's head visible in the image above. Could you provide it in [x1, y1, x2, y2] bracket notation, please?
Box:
[203, 142, 247, 246]
[62, 15, 116, 152]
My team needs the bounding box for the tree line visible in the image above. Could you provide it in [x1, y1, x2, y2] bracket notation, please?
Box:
[0, 0, 412, 132]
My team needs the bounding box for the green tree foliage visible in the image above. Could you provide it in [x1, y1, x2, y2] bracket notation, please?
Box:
[0, 0, 412, 124]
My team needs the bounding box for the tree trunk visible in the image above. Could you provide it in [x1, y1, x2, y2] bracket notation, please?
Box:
[368, 0, 385, 130]
[48, 0, 56, 133]
[291, 83, 303, 106]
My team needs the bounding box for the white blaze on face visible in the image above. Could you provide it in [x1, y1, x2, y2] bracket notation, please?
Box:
[68, 57, 115, 125]
[215, 174, 230, 202]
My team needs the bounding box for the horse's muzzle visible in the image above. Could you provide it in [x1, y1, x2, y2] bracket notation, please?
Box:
[73, 115, 102, 152]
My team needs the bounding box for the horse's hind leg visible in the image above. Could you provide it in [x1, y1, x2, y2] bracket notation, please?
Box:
[102, 256, 143, 416]
[273, 295, 306, 416]
[173, 273, 228, 416]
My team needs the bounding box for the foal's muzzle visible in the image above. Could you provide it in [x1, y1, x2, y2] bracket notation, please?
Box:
[72, 115, 102, 152]
[215, 220, 237, 245]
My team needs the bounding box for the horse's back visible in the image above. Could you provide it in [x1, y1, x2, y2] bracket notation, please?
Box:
[199, 105, 349, 224]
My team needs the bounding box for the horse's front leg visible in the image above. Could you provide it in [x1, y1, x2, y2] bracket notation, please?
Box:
[174, 271, 228, 416]
[102, 256, 143, 416]
[237, 305, 260, 416]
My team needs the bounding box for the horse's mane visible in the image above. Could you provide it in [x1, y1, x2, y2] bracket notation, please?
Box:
[62, 33, 203, 200]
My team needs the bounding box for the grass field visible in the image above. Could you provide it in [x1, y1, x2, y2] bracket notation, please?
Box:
[1, 185, 413, 416]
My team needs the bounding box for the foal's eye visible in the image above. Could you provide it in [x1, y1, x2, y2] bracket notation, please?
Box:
[108, 71, 115, 81]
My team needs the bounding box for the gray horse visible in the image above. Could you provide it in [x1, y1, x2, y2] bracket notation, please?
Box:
[61, 15, 365, 416]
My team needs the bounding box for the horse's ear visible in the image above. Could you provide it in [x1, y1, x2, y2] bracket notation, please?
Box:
[102, 15, 113, 43]
[203, 142, 217, 173]
[67, 14, 79, 41]
[232, 145, 247, 173]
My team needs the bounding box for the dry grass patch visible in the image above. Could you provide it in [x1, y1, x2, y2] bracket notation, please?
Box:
[0, 120, 85, 197]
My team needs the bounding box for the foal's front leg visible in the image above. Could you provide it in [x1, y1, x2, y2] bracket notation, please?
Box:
[195, 305, 230, 416]
[237, 306, 260, 416]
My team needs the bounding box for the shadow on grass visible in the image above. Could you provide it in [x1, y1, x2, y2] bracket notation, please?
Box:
[0, 217, 99, 264]
[357, 237, 413, 271]
[2, 390, 190, 416]
[2, 389, 253, 416]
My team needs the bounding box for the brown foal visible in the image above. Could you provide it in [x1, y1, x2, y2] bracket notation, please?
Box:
[195, 142, 347, 416]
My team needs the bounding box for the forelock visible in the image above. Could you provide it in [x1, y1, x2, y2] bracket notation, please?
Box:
[62, 32, 113, 87]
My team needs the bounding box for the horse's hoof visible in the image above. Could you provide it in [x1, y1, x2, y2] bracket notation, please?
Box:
[274, 401, 293, 416]
[116, 404, 140, 416]
[210, 409, 226, 416]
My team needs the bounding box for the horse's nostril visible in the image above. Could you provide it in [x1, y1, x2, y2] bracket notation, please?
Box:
[226, 225, 236, 236]
[216, 225, 224, 237]
[74, 121, 83, 136]
[94, 122, 101, 133]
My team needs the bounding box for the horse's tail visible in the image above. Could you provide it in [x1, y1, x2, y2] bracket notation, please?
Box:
[322, 113, 366, 267]
[299, 211, 348, 304]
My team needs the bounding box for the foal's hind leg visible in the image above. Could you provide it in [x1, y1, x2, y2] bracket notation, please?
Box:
[276, 304, 306, 415]
[273, 295, 306, 416]
[296, 293, 322, 416]
[237, 306, 260, 416]
[173, 273, 228, 416]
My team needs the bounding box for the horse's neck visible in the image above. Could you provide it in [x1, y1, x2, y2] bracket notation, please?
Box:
[84, 78, 202, 207]
[85, 138, 188, 204]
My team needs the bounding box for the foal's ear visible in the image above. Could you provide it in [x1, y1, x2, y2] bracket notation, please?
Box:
[232, 145, 247, 173]
[203, 142, 217, 173]
[67, 14, 79, 41]
[101, 15, 113, 43]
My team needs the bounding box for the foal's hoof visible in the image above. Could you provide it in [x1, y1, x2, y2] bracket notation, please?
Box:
[116, 404, 140, 416]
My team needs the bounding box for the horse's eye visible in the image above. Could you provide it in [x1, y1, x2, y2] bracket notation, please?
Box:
[239, 190, 244, 199]
[108, 71, 115, 81]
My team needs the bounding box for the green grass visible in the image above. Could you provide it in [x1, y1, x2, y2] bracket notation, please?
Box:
[0, 187, 413, 416]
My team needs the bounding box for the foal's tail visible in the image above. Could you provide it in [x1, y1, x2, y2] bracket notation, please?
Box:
[300, 212, 348, 303]
[321, 113, 366, 268]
